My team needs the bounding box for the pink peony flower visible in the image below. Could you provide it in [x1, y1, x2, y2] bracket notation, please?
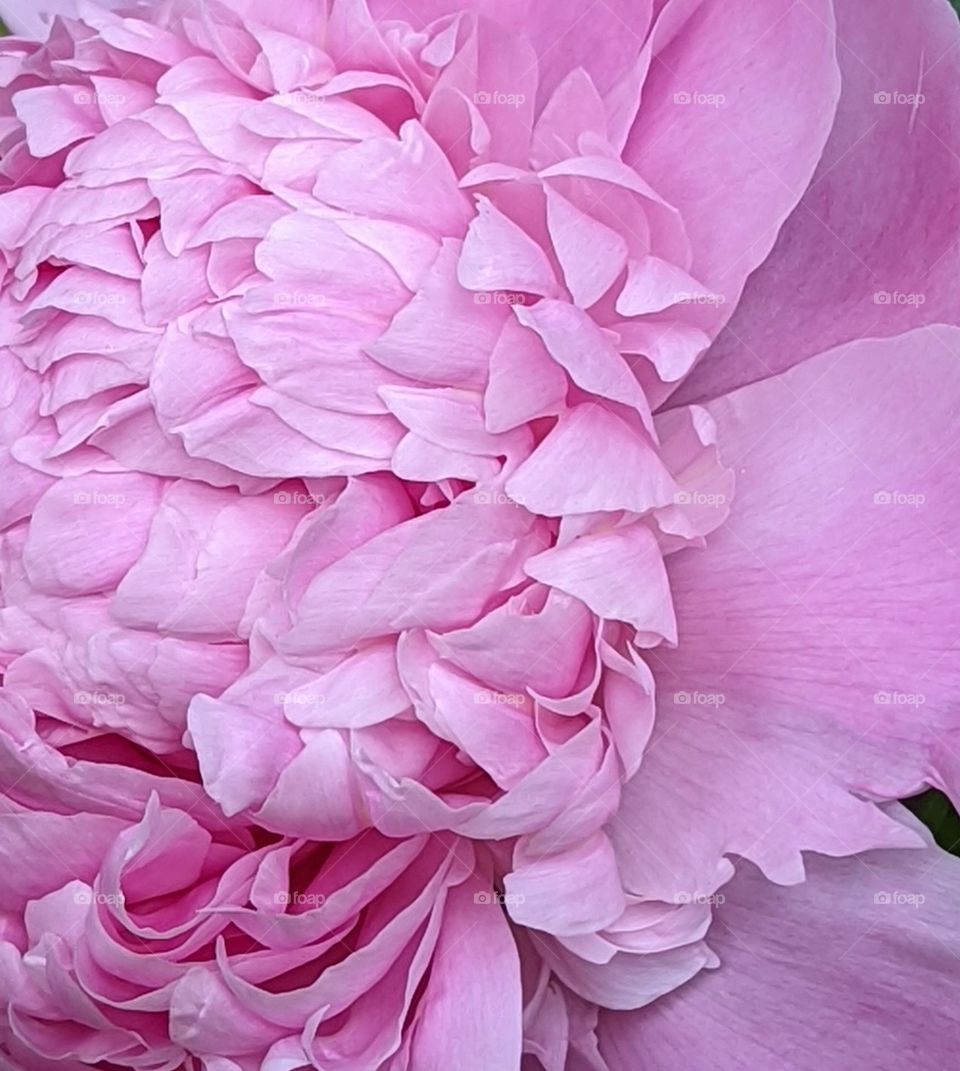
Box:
[0, 0, 959, 1068]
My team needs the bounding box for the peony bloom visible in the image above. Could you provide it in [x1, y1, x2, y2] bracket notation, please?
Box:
[0, 0, 958, 1068]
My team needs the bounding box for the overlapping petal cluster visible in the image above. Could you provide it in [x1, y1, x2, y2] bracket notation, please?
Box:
[1, 0, 960, 1069]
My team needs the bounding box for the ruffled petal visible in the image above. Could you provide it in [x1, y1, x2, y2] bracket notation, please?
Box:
[613, 328, 960, 899]
[2, 0, 127, 39]
[368, 0, 654, 101]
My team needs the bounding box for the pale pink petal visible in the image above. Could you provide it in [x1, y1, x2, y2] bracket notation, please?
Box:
[391, 432, 500, 483]
[542, 937, 716, 1013]
[616, 255, 715, 317]
[280, 642, 411, 730]
[505, 832, 626, 937]
[12, 85, 103, 157]
[369, 0, 653, 102]
[113, 482, 308, 640]
[279, 494, 547, 654]
[23, 474, 164, 598]
[433, 586, 593, 699]
[539, 156, 688, 267]
[616, 321, 710, 385]
[402, 651, 546, 789]
[379, 384, 530, 462]
[408, 872, 522, 1071]
[458, 197, 557, 297]
[533, 68, 609, 170]
[652, 405, 733, 541]
[150, 173, 257, 257]
[0, 353, 56, 528]
[255, 212, 411, 313]
[313, 121, 472, 238]
[0, 691, 217, 823]
[2, 0, 130, 39]
[515, 302, 653, 422]
[188, 663, 303, 820]
[483, 314, 568, 433]
[151, 327, 381, 479]
[256, 732, 366, 840]
[544, 185, 629, 310]
[141, 239, 213, 326]
[367, 240, 504, 389]
[526, 522, 677, 644]
[506, 405, 676, 517]
[0, 805, 126, 912]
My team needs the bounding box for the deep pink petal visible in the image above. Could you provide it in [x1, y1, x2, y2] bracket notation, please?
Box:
[624, 0, 840, 313]
[679, 0, 960, 403]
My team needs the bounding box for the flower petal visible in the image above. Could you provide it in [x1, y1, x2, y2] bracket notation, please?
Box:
[623, 0, 840, 311]
[2, 0, 127, 39]
[600, 845, 960, 1069]
[408, 872, 522, 1071]
[680, 0, 960, 403]
[526, 521, 677, 644]
[612, 327, 960, 899]
[368, 0, 653, 101]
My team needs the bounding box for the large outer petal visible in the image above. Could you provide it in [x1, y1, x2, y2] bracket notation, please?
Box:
[679, 0, 960, 403]
[612, 327, 960, 898]
[623, 0, 840, 311]
[599, 844, 960, 1069]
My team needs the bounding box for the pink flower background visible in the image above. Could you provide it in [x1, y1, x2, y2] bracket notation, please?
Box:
[0, 0, 958, 1068]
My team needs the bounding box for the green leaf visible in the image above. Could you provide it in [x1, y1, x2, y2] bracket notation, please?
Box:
[903, 789, 960, 855]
